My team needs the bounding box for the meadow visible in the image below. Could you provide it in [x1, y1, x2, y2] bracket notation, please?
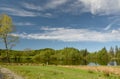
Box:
[3, 64, 120, 79]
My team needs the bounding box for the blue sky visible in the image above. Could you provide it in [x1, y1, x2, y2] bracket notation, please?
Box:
[1, 0, 120, 52]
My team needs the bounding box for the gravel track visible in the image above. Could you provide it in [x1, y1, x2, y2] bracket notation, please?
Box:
[0, 67, 24, 79]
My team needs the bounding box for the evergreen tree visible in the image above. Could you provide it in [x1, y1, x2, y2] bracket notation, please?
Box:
[109, 46, 114, 57]
[115, 46, 119, 57]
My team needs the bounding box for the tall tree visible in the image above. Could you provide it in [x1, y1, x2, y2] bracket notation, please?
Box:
[109, 46, 114, 57]
[97, 47, 110, 65]
[115, 46, 119, 57]
[0, 14, 18, 62]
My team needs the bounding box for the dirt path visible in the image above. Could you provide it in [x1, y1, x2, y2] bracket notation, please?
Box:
[0, 67, 24, 79]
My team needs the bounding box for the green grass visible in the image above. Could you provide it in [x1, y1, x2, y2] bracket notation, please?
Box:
[5, 65, 120, 79]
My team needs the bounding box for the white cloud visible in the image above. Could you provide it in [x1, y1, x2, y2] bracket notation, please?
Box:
[12, 27, 120, 42]
[104, 24, 113, 31]
[15, 22, 35, 26]
[1, 0, 120, 16]
[22, 3, 43, 11]
[0, 7, 38, 17]
[0, 7, 52, 17]
[104, 19, 120, 30]
[9, 0, 120, 16]
[79, 0, 120, 15]
[41, 27, 66, 31]
[45, 0, 67, 9]
[43, 13, 52, 17]
[22, 0, 67, 11]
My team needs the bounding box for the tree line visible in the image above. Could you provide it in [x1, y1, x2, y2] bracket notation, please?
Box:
[0, 46, 120, 65]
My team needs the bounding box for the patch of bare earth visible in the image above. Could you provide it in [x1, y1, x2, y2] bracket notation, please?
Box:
[0, 67, 24, 79]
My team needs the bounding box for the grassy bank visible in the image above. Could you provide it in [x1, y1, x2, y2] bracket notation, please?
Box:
[2, 65, 120, 79]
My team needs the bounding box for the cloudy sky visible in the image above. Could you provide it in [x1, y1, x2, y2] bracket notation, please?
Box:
[1, 0, 120, 51]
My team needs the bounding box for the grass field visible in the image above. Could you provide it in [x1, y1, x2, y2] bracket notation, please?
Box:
[3, 65, 120, 79]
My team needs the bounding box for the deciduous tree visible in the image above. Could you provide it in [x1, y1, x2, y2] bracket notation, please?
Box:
[0, 14, 18, 62]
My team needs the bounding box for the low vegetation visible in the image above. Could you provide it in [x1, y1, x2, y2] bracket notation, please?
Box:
[3, 65, 120, 79]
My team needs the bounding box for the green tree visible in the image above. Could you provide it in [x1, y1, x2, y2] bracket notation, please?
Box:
[109, 46, 114, 58]
[97, 47, 110, 65]
[33, 48, 55, 64]
[115, 46, 119, 58]
[0, 14, 18, 62]
[79, 49, 89, 59]
[60, 47, 80, 60]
